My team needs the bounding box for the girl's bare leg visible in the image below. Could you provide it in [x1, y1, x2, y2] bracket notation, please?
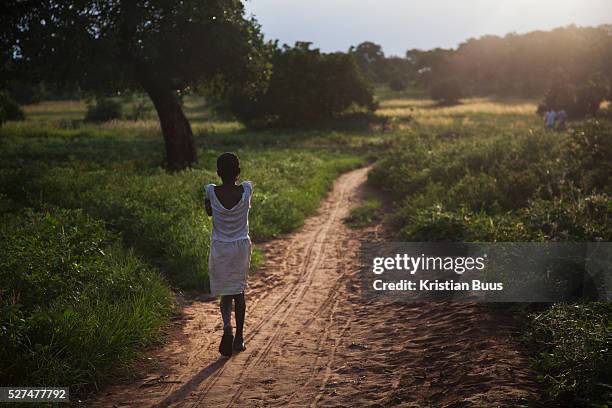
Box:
[233, 293, 246, 350]
[220, 295, 233, 334]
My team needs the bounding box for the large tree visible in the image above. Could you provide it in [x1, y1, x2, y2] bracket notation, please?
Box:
[1, 0, 269, 169]
[349, 41, 387, 83]
[225, 42, 376, 127]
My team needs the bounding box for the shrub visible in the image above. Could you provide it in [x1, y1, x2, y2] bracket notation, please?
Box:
[566, 119, 612, 192]
[0, 208, 173, 390]
[526, 302, 612, 405]
[518, 194, 611, 242]
[225, 42, 377, 127]
[572, 81, 608, 118]
[389, 76, 408, 92]
[0, 91, 25, 125]
[85, 98, 122, 122]
[539, 73, 609, 119]
[430, 77, 463, 105]
[399, 204, 470, 241]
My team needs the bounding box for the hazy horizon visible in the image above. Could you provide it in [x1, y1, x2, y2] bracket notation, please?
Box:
[244, 0, 612, 56]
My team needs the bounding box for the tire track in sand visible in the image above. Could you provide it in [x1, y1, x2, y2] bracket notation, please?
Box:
[188, 166, 368, 407]
[89, 165, 537, 407]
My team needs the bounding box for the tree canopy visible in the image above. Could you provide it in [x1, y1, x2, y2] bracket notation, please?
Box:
[223, 42, 376, 128]
[351, 25, 612, 100]
[1, 0, 270, 169]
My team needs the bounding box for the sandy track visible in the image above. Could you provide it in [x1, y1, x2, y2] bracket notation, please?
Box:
[90, 166, 536, 407]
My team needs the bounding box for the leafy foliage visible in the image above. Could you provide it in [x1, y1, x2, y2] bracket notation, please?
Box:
[526, 303, 612, 404]
[1, 0, 270, 96]
[224, 42, 377, 127]
[539, 71, 609, 118]
[430, 78, 463, 105]
[350, 42, 414, 91]
[350, 41, 388, 83]
[407, 25, 612, 98]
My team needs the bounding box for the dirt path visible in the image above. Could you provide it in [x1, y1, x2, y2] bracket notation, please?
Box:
[90, 167, 537, 407]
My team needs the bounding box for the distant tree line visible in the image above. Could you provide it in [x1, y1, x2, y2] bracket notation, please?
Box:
[353, 25, 612, 107]
[3, 8, 611, 166]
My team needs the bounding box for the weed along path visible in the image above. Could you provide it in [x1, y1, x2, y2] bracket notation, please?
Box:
[90, 166, 536, 407]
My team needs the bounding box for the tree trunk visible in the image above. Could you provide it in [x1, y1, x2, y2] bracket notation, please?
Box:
[141, 81, 197, 170]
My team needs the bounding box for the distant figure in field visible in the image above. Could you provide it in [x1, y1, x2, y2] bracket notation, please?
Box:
[544, 109, 557, 129]
[556, 109, 567, 131]
[204, 152, 253, 357]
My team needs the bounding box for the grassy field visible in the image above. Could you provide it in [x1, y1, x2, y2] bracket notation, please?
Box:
[0, 96, 364, 391]
[369, 97, 611, 406]
[1, 92, 610, 404]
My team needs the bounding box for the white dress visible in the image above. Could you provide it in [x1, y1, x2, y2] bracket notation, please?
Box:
[204, 181, 253, 296]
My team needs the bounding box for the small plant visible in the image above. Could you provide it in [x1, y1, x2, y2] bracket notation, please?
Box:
[84, 97, 122, 122]
[344, 199, 382, 228]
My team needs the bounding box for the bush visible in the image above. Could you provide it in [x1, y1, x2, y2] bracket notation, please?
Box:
[225, 42, 377, 127]
[566, 119, 612, 191]
[539, 72, 609, 119]
[0, 91, 25, 125]
[0, 208, 173, 390]
[85, 98, 122, 122]
[526, 302, 612, 405]
[389, 76, 408, 92]
[430, 77, 463, 105]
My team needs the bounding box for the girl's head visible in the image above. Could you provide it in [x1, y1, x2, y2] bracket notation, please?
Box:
[217, 152, 240, 183]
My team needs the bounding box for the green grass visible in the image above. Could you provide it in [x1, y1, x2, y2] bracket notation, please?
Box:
[1, 209, 173, 390]
[525, 302, 612, 405]
[344, 199, 382, 228]
[2, 93, 610, 405]
[0, 96, 365, 393]
[369, 107, 611, 405]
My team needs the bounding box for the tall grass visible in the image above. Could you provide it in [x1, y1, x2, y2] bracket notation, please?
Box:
[1, 97, 364, 393]
[0, 209, 174, 390]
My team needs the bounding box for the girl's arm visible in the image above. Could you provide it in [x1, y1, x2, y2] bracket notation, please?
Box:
[204, 185, 212, 216]
[205, 198, 212, 216]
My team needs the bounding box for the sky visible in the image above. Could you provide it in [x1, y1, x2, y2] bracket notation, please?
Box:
[244, 0, 612, 56]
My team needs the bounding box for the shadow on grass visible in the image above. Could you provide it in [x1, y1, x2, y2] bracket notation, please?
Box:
[195, 112, 391, 148]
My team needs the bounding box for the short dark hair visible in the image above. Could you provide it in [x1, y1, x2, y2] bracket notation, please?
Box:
[217, 152, 240, 181]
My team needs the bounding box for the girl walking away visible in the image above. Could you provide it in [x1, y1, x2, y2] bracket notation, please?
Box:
[204, 153, 253, 357]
